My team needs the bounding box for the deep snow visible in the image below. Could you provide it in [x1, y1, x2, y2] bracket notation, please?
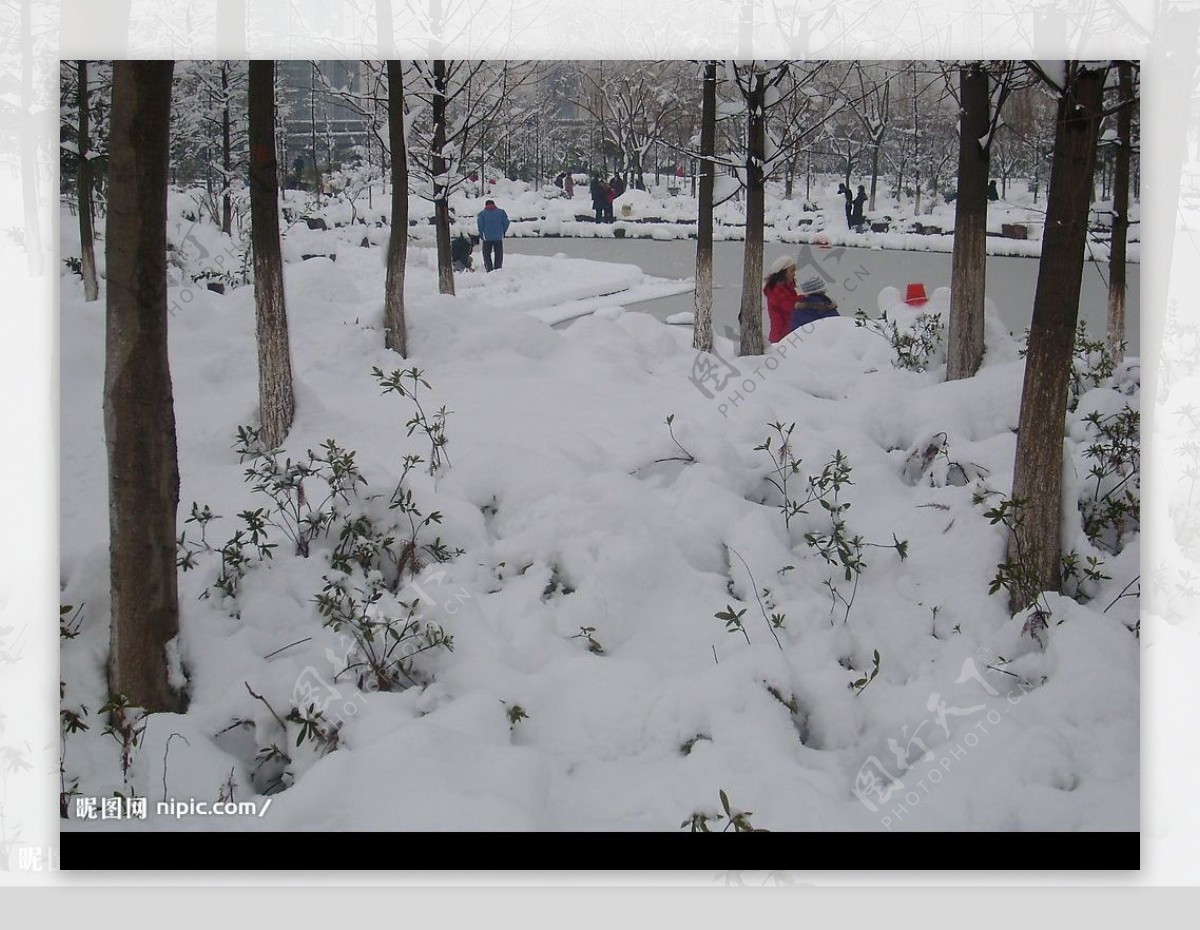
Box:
[58, 185, 1139, 833]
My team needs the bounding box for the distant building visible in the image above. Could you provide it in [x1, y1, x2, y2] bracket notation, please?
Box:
[276, 60, 375, 172]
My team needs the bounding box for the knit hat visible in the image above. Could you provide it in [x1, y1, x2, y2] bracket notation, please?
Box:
[768, 254, 796, 275]
[800, 275, 826, 295]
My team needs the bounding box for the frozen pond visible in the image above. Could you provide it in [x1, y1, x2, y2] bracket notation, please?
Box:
[507, 237, 1141, 354]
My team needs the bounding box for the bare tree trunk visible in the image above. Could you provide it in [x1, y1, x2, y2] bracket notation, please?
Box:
[432, 58, 455, 295]
[78, 60, 99, 302]
[946, 63, 990, 381]
[249, 60, 296, 449]
[104, 60, 179, 712]
[1107, 61, 1133, 364]
[868, 141, 881, 211]
[221, 62, 233, 236]
[693, 62, 717, 354]
[738, 69, 766, 357]
[1008, 64, 1105, 613]
[310, 62, 321, 208]
[384, 60, 410, 356]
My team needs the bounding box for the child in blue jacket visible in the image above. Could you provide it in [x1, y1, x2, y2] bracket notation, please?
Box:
[795, 275, 841, 327]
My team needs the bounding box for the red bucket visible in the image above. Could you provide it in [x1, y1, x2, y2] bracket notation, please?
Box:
[904, 282, 929, 306]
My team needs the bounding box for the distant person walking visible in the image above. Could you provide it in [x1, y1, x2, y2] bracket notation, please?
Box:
[850, 185, 867, 231]
[564, 173, 575, 199]
[838, 182, 853, 230]
[476, 198, 510, 272]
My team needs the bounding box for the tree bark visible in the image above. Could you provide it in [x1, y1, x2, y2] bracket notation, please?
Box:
[1008, 63, 1105, 614]
[946, 63, 991, 381]
[738, 68, 766, 357]
[1107, 61, 1133, 363]
[104, 60, 180, 711]
[249, 60, 296, 449]
[384, 60, 410, 356]
[693, 62, 717, 353]
[432, 58, 455, 295]
[78, 60, 99, 302]
[221, 62, 233, 236]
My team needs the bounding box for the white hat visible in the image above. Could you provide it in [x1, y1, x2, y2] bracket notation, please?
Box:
[768, 254, 796, 275]
[800, 275, 826, 294]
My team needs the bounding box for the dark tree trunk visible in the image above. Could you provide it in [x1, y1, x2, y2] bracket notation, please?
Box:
[432, 58, 455, 295]
[78, 60, 99, 302]
[104, 60, 180, 712]
[738, 69, 766, 357]
[693, 62, 717, 353]
[1008, 63, 1105, 613]
[310, 62, 321, 208]
[249, 60, 296, 449]
[221, 62, 232, 236]
[946, 63, 991, 381]
[1107, 61, 1133, 363]
[868, 140, 881, 211]
[384, 60, 410, 356]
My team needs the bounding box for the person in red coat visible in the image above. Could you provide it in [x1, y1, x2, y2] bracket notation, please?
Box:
[763, 254, 801, 343]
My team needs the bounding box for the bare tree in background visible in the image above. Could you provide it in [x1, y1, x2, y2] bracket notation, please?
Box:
[104, 60, 179, 712]
[384, 59, 410, 356]
[77, 60, 99, 301]
[693, 61, 718, 354]
[945, 61, 1017, 382]
[1107, 61, 1137, 363]
[406, 59, 537, 295]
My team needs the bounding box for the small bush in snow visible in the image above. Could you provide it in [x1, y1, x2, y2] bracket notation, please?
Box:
[1067, 322, 1124, 412]
[1060, 550, 1111, 603]
[982, 495, 1054, 631]
[60, 603, 89, 818]
[236, 427, 367, 559]
[854, 307, 945, 372]
[680, 789, 770, 833]
[1077, 404, 1140, 554]
[373, 366, 451, 475]
[99, 692, 146, 798]
[755, 431, 908, 624]
[570, 626, 605, 655]
[314, 571, 453, 692]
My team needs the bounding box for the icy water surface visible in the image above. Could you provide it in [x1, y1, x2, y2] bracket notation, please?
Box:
[510, 237, 1141, 354]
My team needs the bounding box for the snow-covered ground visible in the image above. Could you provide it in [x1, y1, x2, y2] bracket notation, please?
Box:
[59, 193, 1139, 833]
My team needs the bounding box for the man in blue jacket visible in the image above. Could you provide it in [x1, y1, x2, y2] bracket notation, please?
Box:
[476, 198, 511, 272]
